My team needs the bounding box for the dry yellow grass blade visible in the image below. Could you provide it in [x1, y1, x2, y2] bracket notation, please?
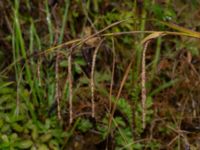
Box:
[141, 41, 150, 129]
[141, 31, 165, 44]
[159, 20, 200, 38]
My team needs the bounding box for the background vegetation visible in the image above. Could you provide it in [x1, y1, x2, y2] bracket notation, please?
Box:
[0, 0, 200, 149]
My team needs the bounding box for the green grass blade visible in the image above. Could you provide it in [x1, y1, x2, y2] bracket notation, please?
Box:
[149, 78, 179, 96]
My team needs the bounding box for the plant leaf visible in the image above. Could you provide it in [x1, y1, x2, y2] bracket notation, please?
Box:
[141, 32, 165, 44]
[159, 20, 200, 38]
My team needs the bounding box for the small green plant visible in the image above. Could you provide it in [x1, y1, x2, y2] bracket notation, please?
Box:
[77, 118, 93, 133]
[134, 96, 154, 136]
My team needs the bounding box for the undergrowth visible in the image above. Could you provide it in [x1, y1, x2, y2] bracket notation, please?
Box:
[0, 0, 200, 149]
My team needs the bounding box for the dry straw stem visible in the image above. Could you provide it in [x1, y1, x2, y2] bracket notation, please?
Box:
[68, 50, 73, 124]
[108, 52, 135, 132]
[55, 53, 61, 120]
[109, 38, 116, 112]
[141, 41, 149, 129]
[90, 39, 104, 118]
[141, 32, 166, 129]
[166, 124, 189, 148]
[37, 58, 42, 86]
